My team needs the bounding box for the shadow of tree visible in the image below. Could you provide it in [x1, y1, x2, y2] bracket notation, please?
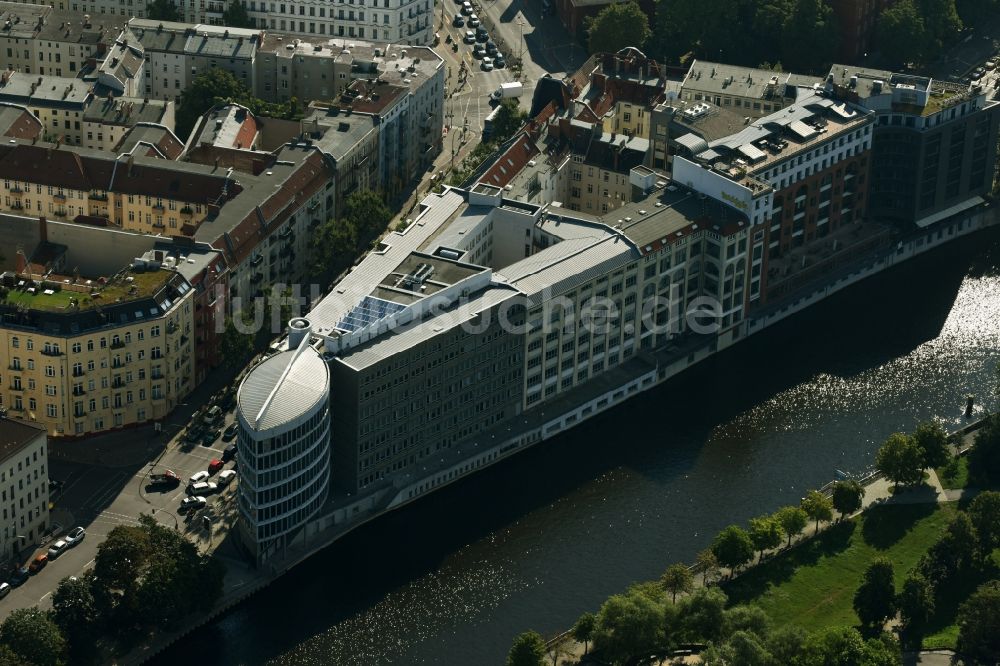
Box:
[722, 521, 856, 605]
[861, 502, 937, 550]
[919, 559, 1000, 649]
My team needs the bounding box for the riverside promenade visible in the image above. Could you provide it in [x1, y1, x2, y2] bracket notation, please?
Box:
[543, 417, 992, 666]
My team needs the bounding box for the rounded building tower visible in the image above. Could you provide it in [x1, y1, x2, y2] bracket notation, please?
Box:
[235, 336, 331, 566]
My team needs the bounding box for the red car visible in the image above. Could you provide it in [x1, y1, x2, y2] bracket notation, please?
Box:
[208, 459, 224, 475]
[28, 554, 48, 574]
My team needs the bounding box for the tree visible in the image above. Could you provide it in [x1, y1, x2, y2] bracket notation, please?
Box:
[592, 588, 664, 664]
[677, 587, 728, 643]
[0, 645, 32, 666]
[696, 548, 720, 585]
[711, 525, 754, 573]
[222, 0, 254, 27]
[309, 216, 359, 279]
[766, 624, 809, 665]
[52, 573, 100, 662]
[969, 414, 1000, 484]
[967, 490, 1000, 556]
[585, 1, 650, 55]
[506, 630, 546, 666]
[898, 572, 935, 644]
[723, 605, 771, 640]
[94, 525, 152, 594]
[343, 190, 392, 244]
[800, 490, 833, 534]
[803, 626, 868, 665]
[956, 580, 1000, 665]
[660, 563, 693, 603]
[146, 0, 180, 20]
[0, 608, 66, 666]
[703, 630, 772, 666]
[748, 515, 783, 561]
[220, 317, 254, 370]
[853, 557, 896, 631]
[831, 480, 864, 520]
[780, 0, 838, 73]
[774, 506, 808, 546]
[875, 433, 925, 488]
[571, 612, 596, 655]
[917, 0, 962, 60]
[176, 68, 249, 139]
[876, 0, 929, 65]
[913, 421, 951, 469]
[491, 99, 528, 145]
[944, 511, 979, 570]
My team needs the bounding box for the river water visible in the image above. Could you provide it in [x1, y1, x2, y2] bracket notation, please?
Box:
[156, 230, 1000, 666]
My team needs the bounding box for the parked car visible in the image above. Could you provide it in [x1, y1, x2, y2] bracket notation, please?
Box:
[461, 1, 473, 14]
[185, 425, 206, 444]
[203, 405, 224, 426]
[486, 40, 498, 55]
[468, 13, 480, 27]
[202, 428, 221, 446]
[189, 470, 210, 485]
[481, 57, 494, 71]
[218, 469, 237, 487]
[223, 443, 238, 462]
[47, 540, 68, 560]
[494, 54, 506, 68]
[188, 481, 218, 496]
[208, 459, 225, 475]
[476, 27, 489, 42]
[179, 496, 207, 513]
[452, 14, 465, 26]
[8, 568, 28, 588]
[0, 582, 10, 599]
[473, 43, 486, 58]
[463, 30, 476, 44]
[28, 554, 47, 574]
[148, 470, 181, 491]
[222, 423, 239, 442]
[65, 527, 86, 547]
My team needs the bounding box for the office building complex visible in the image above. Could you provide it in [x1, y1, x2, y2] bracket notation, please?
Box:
[0, 417, 49, 569]
[236, 327, 331, 565]
[824, 65, 1000, 227]
[679, 61, 822, 119]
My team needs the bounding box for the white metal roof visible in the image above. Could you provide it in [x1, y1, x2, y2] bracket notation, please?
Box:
[237, 343, 329, 433]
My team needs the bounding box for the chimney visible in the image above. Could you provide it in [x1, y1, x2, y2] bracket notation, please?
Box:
[38, 216, 48, 244]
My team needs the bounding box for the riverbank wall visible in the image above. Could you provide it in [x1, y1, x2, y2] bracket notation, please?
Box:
[135, 203, 999, 663]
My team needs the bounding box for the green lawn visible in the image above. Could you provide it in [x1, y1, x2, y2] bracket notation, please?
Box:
[723, 503, 956, 637]
[937, 456, 970, 490]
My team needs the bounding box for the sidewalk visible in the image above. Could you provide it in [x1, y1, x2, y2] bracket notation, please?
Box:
[548, 468, 957, 665]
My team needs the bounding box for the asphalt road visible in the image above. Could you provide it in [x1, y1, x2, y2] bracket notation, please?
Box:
[1, 413, 241, 615]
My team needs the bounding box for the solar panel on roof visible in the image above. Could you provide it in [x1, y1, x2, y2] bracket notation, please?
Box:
[336, 295, 406, 333]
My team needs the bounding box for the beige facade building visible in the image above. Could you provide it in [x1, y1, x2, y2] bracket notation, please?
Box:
[0, 237, 197, 437]
[0, 418, 49, 567]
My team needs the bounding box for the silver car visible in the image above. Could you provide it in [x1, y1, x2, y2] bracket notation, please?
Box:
[64, 527, 85, 547]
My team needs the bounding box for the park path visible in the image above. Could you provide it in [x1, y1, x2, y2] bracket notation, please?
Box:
[548, 466, 964, 666]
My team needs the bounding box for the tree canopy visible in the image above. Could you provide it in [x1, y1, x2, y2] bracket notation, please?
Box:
[592, 588, 665, 664]
[0, 608, 66, 666]
[831, 480, 864, 519]
[586, 1, 650, 55]
[876, 433, 925, 488]
[800, 490, 833, 533]
[492, 99, 528, 145]
[659, 563, 693, 603]
[774, 505, 808, 546]
[748, 515, 783, 561]
[222, 0, 254, 27]
[853, 557, 896, 631]
[176, 68, 302, 140]
[505, 630, 546, 666]
[912, 421, 951, 469]
[967, 490, 1000, 556]
[898, 572, 935, 644]
[146, 0, 180, 21]
[571, 612, 596, 654]
[969, 414, 1000, 484]
[957, 580, 1000, 665]
[711, 525, 754, 572]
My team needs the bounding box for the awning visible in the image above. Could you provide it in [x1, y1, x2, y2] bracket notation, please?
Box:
[788, 119, 818, 140]
[913, 196, 985, 228]
[738, 144, 767, 162]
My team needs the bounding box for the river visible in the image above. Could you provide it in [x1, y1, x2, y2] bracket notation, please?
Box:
[154, 229, 1000, 666]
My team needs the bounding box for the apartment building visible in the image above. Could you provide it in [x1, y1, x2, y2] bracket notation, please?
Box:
[0, 417, 49, 569]
[0, 72, 170, 150]
[130, 20, 260, 101]
[680, 61, 822, 119]
[646, 98, 748, 171]
[671, 88, 877, 306]
[0, 2, 128, 77]
[824, 65, 1000, 227]
[571, 49, 671, 141]
[0, 102, 43, 140]
[245, 0, 433, 45]
[0, 222, 199, 437]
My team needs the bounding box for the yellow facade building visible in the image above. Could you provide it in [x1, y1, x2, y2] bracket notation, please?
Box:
[0, 264, 197, 437]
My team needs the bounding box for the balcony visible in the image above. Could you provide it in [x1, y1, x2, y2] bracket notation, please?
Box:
[53, 209, 68, 218]
[88, 191, 108, 201]
[72, 388, 86, 396]
[40, 347, 62, 357]
[73, 410, 86, 418]
[9, 385, 23, 392]
[53, 191, 67, 201]
[8, 363, 21, 371]
[110, 340, 125, 349]
[307, 200, 320, 212]
[180, 206, 194, 217]
[151, 372, 164, 380]
[10, 185, 23, 194]
[112, 380, 125, 389]
[152, 203, 165, 211]
[166, 322, 178, 335]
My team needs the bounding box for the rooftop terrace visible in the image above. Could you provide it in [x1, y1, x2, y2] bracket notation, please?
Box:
[0, 266, 171, 313]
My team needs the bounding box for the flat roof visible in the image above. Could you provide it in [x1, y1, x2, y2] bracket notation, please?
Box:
[83, 96, 169, 125]
[0, 73, 92, 108]
[683, 60, 821, 99]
